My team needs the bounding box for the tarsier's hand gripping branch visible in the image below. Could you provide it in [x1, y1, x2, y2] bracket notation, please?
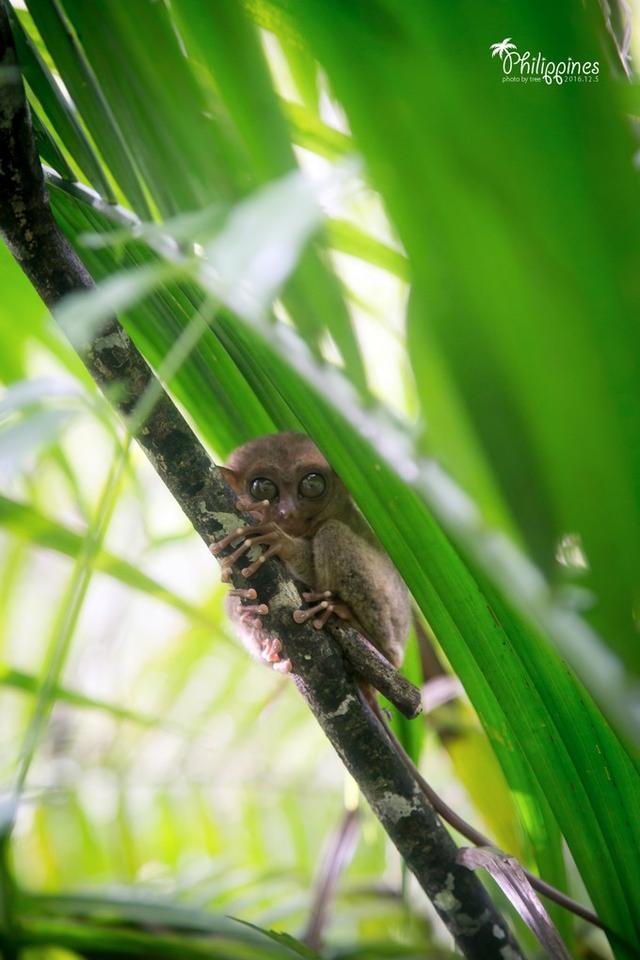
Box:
[209, 432, 411, 675]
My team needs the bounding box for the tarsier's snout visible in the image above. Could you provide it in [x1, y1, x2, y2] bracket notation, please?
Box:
[275, 499, 295, 524]
[270, 499, 309, 537]
[275, 514, 311, 538]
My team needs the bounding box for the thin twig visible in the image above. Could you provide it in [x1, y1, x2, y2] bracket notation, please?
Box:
[329, 621, 422, 717]
[303, 808, 360, 951]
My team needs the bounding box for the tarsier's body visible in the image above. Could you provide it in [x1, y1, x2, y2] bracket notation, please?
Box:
[210, 436, 602, 930]
[212, 433, 411, 672]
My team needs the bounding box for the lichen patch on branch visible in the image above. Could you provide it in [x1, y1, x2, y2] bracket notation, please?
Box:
[376, 789, 421, 823]
[326, 693, 357, 718]
[433, 873, 462, 913]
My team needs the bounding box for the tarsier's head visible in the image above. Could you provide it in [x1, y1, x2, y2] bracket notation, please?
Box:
[221, 433, 349, 538]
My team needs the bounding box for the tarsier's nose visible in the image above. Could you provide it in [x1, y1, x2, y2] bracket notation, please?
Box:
[276, 500, 294, 522]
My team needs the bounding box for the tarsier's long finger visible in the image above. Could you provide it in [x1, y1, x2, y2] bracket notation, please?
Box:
[313, 604, 335, 630]
[229, 587, 257, 600]
[223, 538, 256, 566]
[245, 532, 278, 547]
[240, 538, 283, 577]
[292, 600, 329, 624]
[302, 590, 333, 603]
[255, 542, 285, 565]
[235, 496, 270, 514]
[241, 554, 267, 578]
[209, 526, 252, 555]
[239, 603, 269, 617]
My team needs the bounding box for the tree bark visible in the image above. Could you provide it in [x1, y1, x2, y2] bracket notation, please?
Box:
[0, 9, 522, 957]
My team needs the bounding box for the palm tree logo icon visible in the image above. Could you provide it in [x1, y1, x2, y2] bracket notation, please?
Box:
[490, 38, 517, 59]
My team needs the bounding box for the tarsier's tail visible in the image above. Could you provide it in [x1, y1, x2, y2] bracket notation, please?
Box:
[358, 686, 604, 933]
[358, 680, 379, 711]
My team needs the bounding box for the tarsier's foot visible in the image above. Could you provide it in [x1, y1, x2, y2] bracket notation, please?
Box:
[238, 604, 269, 629]
[261, 635, 281, 661]
[228, 588, 291, 672]
[273, 658, 292, 673]
[212, 519, 292, 674]
[260, 635, 292, 673]
[293, 597, 333, 629]
[293, 591, 353, 630]
[228, 587, 269, 629]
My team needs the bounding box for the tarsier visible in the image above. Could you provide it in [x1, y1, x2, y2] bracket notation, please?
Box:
[210, 431, 411, 676]
[210, 432, 602, 932]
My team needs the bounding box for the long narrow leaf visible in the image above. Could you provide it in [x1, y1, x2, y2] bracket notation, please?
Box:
[171, 0, 368, 392]
[7, 2, 113, 199]
[280, 0, 640, 684]
[24, 0, 151, 216]
[0, 667, 158, 726]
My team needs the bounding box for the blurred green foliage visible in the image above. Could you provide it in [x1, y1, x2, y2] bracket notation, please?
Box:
[1, 1, 639, 957]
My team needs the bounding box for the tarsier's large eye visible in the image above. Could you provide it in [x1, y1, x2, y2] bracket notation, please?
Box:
[299, 472, 326, 499]
[249, 477, 278, 501]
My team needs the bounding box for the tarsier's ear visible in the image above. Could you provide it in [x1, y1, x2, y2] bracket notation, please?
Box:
[219, 466, 242, 492]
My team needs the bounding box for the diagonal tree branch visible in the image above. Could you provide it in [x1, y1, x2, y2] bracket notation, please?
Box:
[0, 9, 522, 957]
